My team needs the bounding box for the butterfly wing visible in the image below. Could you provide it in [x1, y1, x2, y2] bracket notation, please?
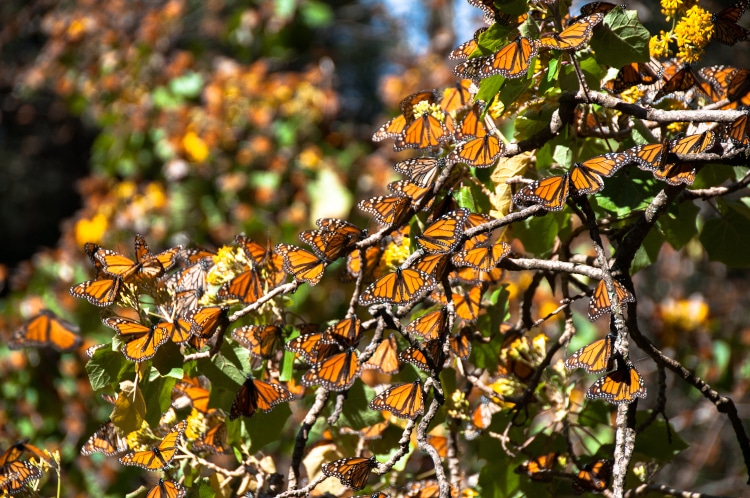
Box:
[514, 174, 570, 211]
[359, 268, 437, 306]
[81, 421, 128, 456]
[417, 209, 469, 254]
[322, 456, 377, 491]
[369, 381, 424, 419]
[564, 335, 614, 373]
[276, 243, 327, 285]
[10, 310, 81, 352]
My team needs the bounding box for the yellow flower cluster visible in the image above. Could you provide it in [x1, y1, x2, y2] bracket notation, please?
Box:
[674, 5, 713, 63]
[649, 31, 671, 59]
[660, 0, 698, 19]
[380, 234, 411, 272]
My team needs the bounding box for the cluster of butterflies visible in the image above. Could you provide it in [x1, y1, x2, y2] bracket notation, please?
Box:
[515, 452, 612, 494]
[0, 440, 51, 495]
[513, 115, 750, 211]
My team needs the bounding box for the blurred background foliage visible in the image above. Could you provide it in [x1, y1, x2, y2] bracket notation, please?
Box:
[0, 0, 750, 496]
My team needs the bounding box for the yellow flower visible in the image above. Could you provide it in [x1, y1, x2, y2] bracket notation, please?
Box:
[182, 131, 209, 162]
[75, 213, 108, 246]
[380, 237, 411, 272]
[660, 0, 683, 18]
[674, 6, 713, 63]
[620, 86, 645, 104]
[649, 32, 671, 59]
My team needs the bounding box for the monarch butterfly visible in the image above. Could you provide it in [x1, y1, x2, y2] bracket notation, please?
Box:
[357, 195, 413, 226]
[95, 234, 181, 283]
[439, 79, 476, 113]
[322, 456, 378, 491]
[345, 246, 383, 282]
[369, 381, 424, 419]
[9, 310, 81, 352]
[406, 307, 449, 340]
[604, 59, 663, 93]
[425, 433, 449, 458]
[394, 111, 452, 151]
[232, 324, 284, 359]
[710, 0, 750, 46]
[565, 334, 616, 373]
[172, 376, 210, 413]
[399, 339, 445, 372]
[394, 157, 444, 188]
[467, 0, 528, 26]
[429, 285, 483, 321]
[577, 1, 619, 18]
[321, 317, 362, 348]
[653, 64, 703, 101]
[627, 139, 670, 172]
[286, 330, 325, 364]
[586, 355, 647, 404]
[101, 316, 170, 362]
[276, 243, 327, 286]
[69, 274, 122, 307]
[302, 347, 361, 391]
[464, 397, 501, 440]
[727, 113, 750, 145]
[170, 257, 213, 296]
[341, 420, 390, 440]
[363, 334, 400, 374]
[449, 133, 505, 167]
[229, 377, 295, 420]
[589, 278, 635, 320]
[388, 180, 432, 207]
[653, 161, 698, 185]
[670, 130, 717, 156]
[578, 151, 632, 178]
[146, 479, 187, 498]
[449, 329, 472, 359]
[514, 452, 557, 482]
[569, 163, 606, 195]
[403, 479, 459, 498]
[373, 90, 440, 143]
[184, 306, 228, 340]
[454, 102, 488, 140]
[417, 209, 469, 254]
[485, 35, 537, 79]
[461, 212, 491, 249]
[573, 459, 612, 494]
[119, 420, 186, 471]
[700, 66, 750, 107]
[413, 253, 452, 280]
[0, 441, 43, 495]
[81, 421, 128, 456]
[449, 27, 487, 61]
[451, 239, 510, 271]
[514, 174, 570, 211]
[217, 265, 264, 304]
[359, 268, 437, 306]
[300, 224, 364, 262]
[194, 421, 230, 454]
[354, 493, 390, 498]
[159, 308, 197, 345]
[538, 13, 603, 51]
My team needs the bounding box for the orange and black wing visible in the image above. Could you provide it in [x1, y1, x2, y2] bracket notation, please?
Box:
[569, 163, 605, 196]
[119, 420, 185, 471]
[69, 276, 122, 307]
[565, 334, 615, 374]
[393, 157, 444, 188]
[232, 324, 284, 359]
[573, 459, 612, 494]
[417, 209, 469, 254]
[9, 310, 81, 352]
[229, 377, 294, 420]
[513, 174, 570, 211]
[322, 456, 377, 491]
[302, 348, 361, 391]
[363, 334, 400, 374]
[276, 244, 327, 286]
[193, 422, 230, 455]
[514, 452, 557, 482]
[711, 0, 750, 46]
[102, 316, 170, 362]
[480, 36, 536, 79]
[81, 421, 128, 456]
[146, 478, 187, 498]
[588, 279, 635, 320]
[586, 356, 647, 404]
[537, 13, 603, 51]
[405, 307, 449, 340]
[451, 240, 510, 272]
[369, 381, 424, 419]
[359, 268, 437, 306]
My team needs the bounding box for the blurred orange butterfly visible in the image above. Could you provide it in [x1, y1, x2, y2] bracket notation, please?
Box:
[81, 421, 129, 456]
[403, 479, 459, 498]
[9, 310, 81, 352]
[439, 79, 475, 113]
[573, 459, 612, 494]
[229, 377, 295, 420]
[589, 279, 635, 320]
[146, 478, 187, 498]
[322, 456, 378, 491]
[586, 355, 646, 404]
[653, 64, 703, 101]
[102, 316, 170, 362]
[276, 243, 327, 286]
[232, 324, 284, 359]
[369, 381, 424, 419]
[417, 209, 469, 254]
[119, 420, 185, 471]
[406, 307, 449, 340]
[193, 421, 230, 455]
[363, 334, 400, 375]
[514, 452, 557, 482]
[537, 13, 603, 51]
[300, 219, 366, 261]
[430, 285, 483, 321]
[426, 433, 449, 458]
[322, 317, 362, 347]
[449, 329, 472, 359]
[172, 376, 210, 413]
[358, 195, 413, 226]
[341, 420, 390, 440]
[449, 27, 487, 60]
[0, 441, 44, 495]
[359, 268, 437, 306]
[95, 234, 180, 283]
[565, 333, 615, 374]
[345, 246, 383, 282]
[727, 113, 750, 145]
[710, 0, 750, 46]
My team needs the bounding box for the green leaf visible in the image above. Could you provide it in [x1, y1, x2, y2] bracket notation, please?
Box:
[110, 381, 146, 434]
[700, 199, 750, 267]
[299, 1, 333, 27]
[471, 339, 501, 371]
[141, 371, 178, 427]
[590, 8, 651, 67]
[630, 228, 664, 273]
[239, 402, 294, 452]
[512, 211, 568, 257]
[477, 74, 505, 106]
[657, 201, 699, 250]
[633, 413, 688, 461]
[595, 169, 659, 216]
[454, 186, 477, 211]
[85, 347, 131, 392]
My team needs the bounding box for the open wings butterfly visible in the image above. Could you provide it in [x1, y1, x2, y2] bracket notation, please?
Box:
[146, 479, 187, 498]
[322, 456, 378, 491]
[369, 381, 424, 419]
[565, 334, 615, 374]
[230, 377, 294, 420]
[359, 268, 437, 306]
[9, 310, 81, 352]
[119, 420, 185, 471]
[586, 355, 647, 404]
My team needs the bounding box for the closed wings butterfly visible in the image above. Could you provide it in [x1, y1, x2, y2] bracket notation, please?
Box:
[588, 279, 635, 320]
[81, 421, 128, 456]
[565, 333, 615, 373]
[119, 420, 186, 471]
[406, 307, 449, 340]
[394, 157, 444, 188]
[451, 239, 510, 272]
[359, 268, 437, 306]
[358, 195, 413, 226]
[369, 381, 424, 419]
[363, 334, 400, 374]
[514, 452, 557, 482]
[276, 243, 327, 286]
[514, 174, 570, 211]
[232, 324, 284, 359]
[146, 479, 187, 498]
[322, 456, 378, 491]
